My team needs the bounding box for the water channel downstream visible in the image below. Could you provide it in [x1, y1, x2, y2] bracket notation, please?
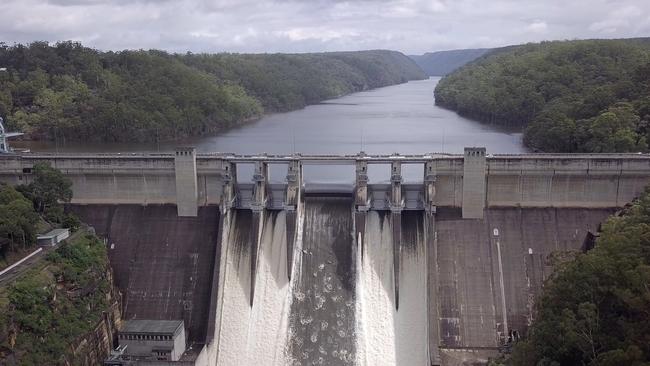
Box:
[16, 77, 526, 181]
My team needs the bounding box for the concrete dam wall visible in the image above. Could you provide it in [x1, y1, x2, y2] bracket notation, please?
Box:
[66, 201, 614, 365]
[68, 205, 221, 344]
[2, 149, 650, 217]
[433, 207, 612, 365]
[2, 148, 642, 365]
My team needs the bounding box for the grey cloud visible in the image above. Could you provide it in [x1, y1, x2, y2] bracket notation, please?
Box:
[45, 0, 173, 6]
[0, 0, 649, 54]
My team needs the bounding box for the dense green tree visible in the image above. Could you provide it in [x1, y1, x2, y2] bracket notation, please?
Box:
[435, 38, 650, 153]
[18, 163, 72, 222]
[583, 105, 646, 153]
[0, 184, 39, 252]
[524, 107, 578, 153]
[0, 42, 424, 142]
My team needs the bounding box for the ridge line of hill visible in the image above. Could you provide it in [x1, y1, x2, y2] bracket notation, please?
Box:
[0, 43, 426, 143]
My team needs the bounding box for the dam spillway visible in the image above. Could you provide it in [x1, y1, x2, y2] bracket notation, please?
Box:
[356, 210, 429, 365]
[2, 147, 649, 365]
[289, 197, 357, 365]
[214, 209, 291, 365]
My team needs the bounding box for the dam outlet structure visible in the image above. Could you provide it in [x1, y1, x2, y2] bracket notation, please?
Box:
[2, 147, 650, 365]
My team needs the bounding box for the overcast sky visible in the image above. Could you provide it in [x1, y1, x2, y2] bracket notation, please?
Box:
[1, 0, 650, 54]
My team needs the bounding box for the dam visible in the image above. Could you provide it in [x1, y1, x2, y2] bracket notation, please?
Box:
[1, 147, 649, 365]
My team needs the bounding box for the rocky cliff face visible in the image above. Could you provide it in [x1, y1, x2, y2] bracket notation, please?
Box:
[0, 232, 123, 365]
[63, 266, 122, 366]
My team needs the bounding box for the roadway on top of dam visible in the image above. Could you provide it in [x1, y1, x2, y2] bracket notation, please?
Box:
[13, 151, 650, 162]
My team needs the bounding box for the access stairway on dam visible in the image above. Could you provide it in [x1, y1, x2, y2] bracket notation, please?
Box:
[2, 147, 650, 366]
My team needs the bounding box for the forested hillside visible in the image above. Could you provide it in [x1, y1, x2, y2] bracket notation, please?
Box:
[0, 42, 425, 142]
[434, 39, 650, 153]
[409, 48, 489, 76]
[183, 51, 425, 112]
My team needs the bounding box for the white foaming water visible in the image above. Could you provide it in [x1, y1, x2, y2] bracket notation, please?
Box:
[356, 212, 397, 365]
[395, 217, 429, 366]
[215, 211, 293, 366]
[356, 212, 429, 366]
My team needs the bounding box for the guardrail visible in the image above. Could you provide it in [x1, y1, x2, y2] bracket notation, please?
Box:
[0, 247, 43, 277]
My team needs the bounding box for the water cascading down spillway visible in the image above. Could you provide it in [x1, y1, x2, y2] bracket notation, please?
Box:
[212, 158, 438, 366]
[355, 210, 430, 366]
[214, 209, 293, 366]
[287, 196, 358, 365]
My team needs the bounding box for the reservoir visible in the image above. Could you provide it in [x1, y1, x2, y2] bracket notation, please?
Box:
[16, 77, 526, 182]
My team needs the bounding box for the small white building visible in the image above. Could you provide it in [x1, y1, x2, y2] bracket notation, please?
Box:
[37, 228, 70, 247]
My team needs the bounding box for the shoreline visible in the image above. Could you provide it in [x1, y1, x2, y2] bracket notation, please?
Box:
[11, 78, 423, 152]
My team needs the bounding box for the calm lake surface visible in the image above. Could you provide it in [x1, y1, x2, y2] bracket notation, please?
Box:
[17, 77, 526, 182]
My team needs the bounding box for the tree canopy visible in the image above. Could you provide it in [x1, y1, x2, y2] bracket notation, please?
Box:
[0, 184, 39, 253]
[434, 38, 650, 153]
[19, 163, 72, 214]
[0, 42, 425, 142]
[1, 164, 74, 259]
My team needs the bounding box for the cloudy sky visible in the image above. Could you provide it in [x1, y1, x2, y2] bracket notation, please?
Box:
[1, 0, 650, 54]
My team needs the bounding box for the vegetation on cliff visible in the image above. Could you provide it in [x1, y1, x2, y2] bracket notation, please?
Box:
[0, 232, 115, 365]
[0, 42, 425, 142]
[434, 39, 650, 152]
[1, 163, 74, 267]
[0, 185, 39, 255]
[499, 188, 650, 365]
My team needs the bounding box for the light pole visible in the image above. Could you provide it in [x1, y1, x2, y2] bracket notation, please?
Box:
[493, 227, 509, 343]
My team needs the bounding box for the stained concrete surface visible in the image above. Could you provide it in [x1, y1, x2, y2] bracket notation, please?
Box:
[433, 207, 614, 358]
[396, 211, 430, 366]
[288, 197, 356, 365]
[69, 204, 220, 343]
[69, 202, 615, 366]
